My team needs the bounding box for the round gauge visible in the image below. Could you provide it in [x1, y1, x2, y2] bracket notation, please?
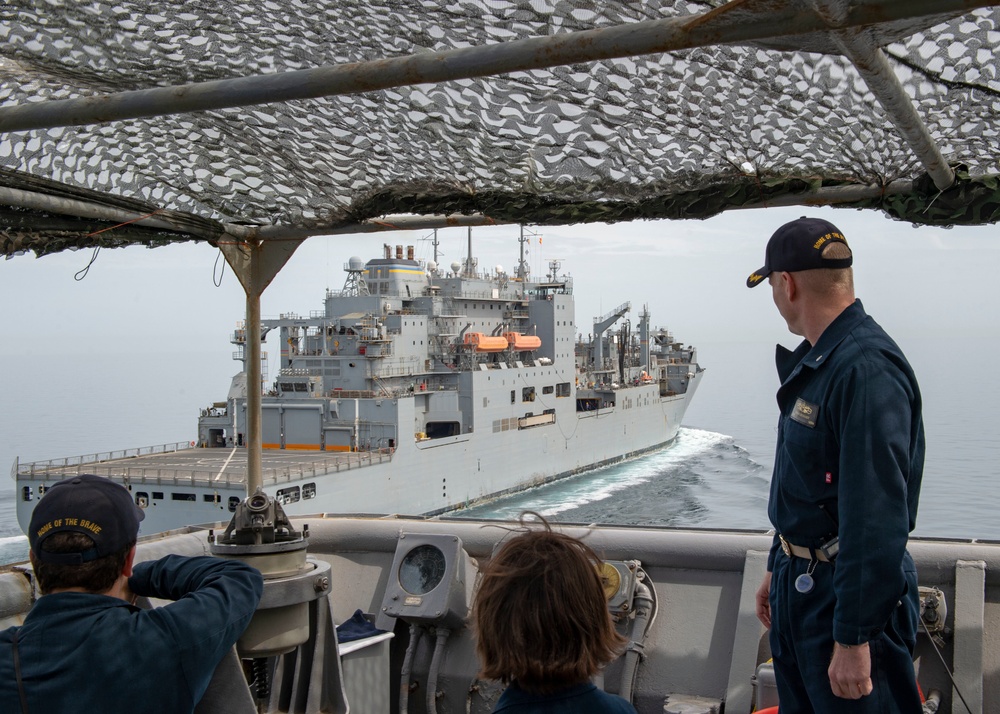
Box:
[398, 544, 447, 595]
[597, 561, 621, 600]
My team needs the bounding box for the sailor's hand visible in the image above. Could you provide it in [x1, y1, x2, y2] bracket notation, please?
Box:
[828, 642, 872, 699]
[755, 571, 772, 628]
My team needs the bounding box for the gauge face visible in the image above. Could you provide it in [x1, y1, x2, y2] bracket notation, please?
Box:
[399, 544, 447, 595]
[598, 561, 621, 600]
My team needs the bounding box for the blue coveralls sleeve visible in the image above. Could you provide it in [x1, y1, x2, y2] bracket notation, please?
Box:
[128, 555, 264, 703]
[829, 348, 918, 645]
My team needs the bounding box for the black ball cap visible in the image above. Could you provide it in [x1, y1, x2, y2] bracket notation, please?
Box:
[29, 474, 145, 565]
[747, 217, 852, 288]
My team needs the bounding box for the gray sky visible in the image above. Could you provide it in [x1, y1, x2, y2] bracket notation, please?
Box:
[3, 204, 996, 362]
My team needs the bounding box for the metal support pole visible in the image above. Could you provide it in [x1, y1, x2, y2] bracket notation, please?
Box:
[810, 0, 956, 190]
[218, 236, 305, 496]
[0, 0, 991, 133]
[246, 284, 263, 495]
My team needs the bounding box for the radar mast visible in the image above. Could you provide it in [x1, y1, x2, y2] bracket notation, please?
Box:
[341, 256, 369, 296]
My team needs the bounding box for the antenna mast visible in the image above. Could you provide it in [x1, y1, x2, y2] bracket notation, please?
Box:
[517, 225, 531, 280]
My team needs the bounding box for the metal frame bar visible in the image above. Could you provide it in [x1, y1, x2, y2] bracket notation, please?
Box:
[0, 186, 215, 238]
[0, 0, 992, 133]
[811, 0, 957, 190]
[0, 181, 916, 241]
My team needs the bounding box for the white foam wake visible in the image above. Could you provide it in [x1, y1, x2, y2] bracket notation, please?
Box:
[485, 427, 731, 518]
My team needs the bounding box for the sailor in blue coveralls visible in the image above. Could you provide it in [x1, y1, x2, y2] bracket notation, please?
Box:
[748, 217, 924, 712]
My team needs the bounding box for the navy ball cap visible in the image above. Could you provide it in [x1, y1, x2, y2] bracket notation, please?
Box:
[29, 474, 145, 565]
[747, 217, 852, 288]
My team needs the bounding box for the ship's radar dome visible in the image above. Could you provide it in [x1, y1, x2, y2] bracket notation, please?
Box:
[427, 260, 437, 273]
[495, 265, 504, 275]
[348, 256, 365, 271]
[450, 261, 462, 274]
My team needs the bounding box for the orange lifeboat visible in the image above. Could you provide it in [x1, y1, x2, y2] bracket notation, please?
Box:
[464, 332, 508, 352]
[504, 332, 541, 351]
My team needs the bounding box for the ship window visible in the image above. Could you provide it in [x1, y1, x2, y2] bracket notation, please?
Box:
[228, 497, 240, 512]
[425, 421, 460, 439]
[171, 492, 196, 501]
[38, 485, 47, 495]
[153, 491, 164, 500]
[510, 390, 515, 404]
[542, 385, 554, 394]
[203, 494, 220, 503]
[303, 483, 316, 500]
[557, 382, 571, 397]
[136, 492, 149, 508]
[294, 383, 307, 392]
[276, 486, 300, 505]
[21, 486, 32, 502]
[522, 387, 536, 402]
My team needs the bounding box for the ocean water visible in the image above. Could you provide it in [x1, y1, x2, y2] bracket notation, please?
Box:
[450, 336, 1000, 541]
[2, 337, 998, 566]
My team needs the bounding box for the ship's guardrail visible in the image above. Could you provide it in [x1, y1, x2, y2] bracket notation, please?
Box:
[14, 441, 196, 478]
[15, 448, 393, 489]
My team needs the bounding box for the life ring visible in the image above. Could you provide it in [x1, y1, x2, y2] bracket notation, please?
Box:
[189, 441, 195, 447]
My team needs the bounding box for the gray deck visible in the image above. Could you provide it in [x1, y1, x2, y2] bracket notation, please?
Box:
[16, 446, 392, 489]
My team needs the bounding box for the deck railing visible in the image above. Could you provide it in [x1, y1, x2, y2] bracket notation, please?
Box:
[15, 447, 393, 489]
[14, 441, 196, 478]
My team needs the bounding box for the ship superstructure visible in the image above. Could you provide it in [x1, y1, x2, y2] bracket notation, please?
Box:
[15, 240, 702, 535]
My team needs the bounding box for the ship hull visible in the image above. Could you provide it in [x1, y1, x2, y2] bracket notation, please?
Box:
[15, 373, 701, 536]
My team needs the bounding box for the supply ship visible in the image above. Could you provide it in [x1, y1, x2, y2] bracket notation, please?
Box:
[13, 236, 702, 535]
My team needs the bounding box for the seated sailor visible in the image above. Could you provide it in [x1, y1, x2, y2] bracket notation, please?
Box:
[0, 474, 263, 714]
[472, 520, 637, 713]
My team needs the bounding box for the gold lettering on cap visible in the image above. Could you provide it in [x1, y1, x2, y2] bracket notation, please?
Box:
[36, 522, 54, 537]
[813, 232, 847, 250]
[749, 273, 764, 284]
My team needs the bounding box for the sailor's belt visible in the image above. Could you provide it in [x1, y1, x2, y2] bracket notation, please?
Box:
[779, 534, 831, 562]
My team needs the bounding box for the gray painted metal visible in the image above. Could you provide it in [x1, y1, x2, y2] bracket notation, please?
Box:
[0, 1, 992, 133]
[726, 549, 769, 713]
[4, 516, 998, 711]
[954, 560, 986, 714]
[0, 571, 31, 622]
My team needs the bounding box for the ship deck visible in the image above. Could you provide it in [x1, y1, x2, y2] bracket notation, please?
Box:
[15, 446, 392, 490]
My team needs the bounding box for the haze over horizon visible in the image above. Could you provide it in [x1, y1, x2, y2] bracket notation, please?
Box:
[3, 205, 997, 365]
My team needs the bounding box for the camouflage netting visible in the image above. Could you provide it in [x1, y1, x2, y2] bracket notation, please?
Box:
[1, 1, 1000, 257]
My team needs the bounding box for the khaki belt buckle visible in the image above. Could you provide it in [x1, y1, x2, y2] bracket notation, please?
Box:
[779, 534, 792, 557]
